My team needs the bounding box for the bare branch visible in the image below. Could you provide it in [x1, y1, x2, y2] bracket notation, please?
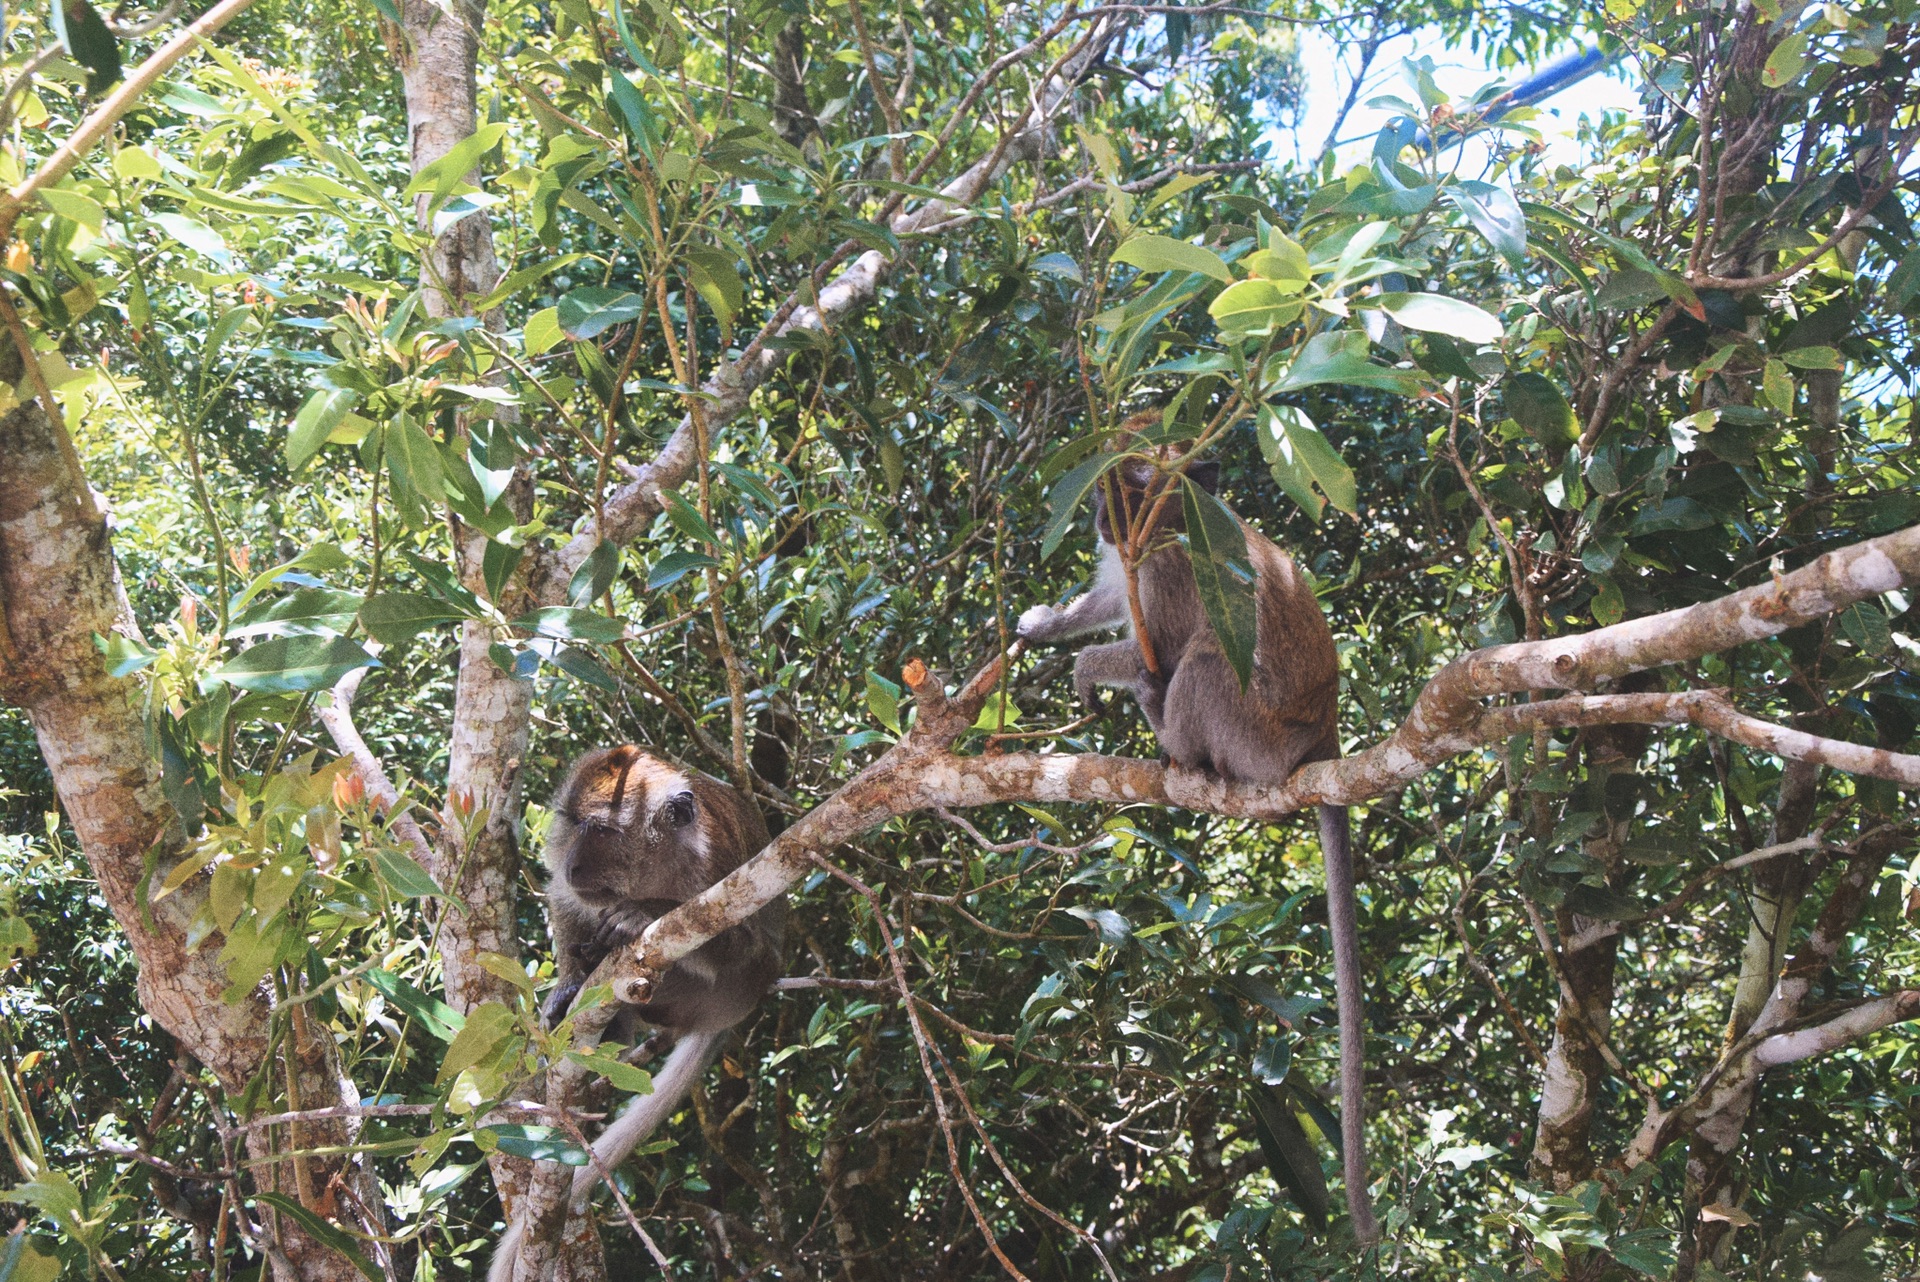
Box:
[602, 522, 1920, 1014]
[315, 660, 439, 871]
[1753, 991, 1920, 1067]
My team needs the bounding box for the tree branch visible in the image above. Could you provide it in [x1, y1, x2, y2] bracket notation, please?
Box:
[0, 0, 261, 235]
[314, 661, 437, 871]
[606, 521, 1920, 1011]
[1752, 991, 1920, 1068]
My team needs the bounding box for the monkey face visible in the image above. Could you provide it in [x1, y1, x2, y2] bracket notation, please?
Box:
[553, 745, 701, 906]
[1092, 454, 1221, 546]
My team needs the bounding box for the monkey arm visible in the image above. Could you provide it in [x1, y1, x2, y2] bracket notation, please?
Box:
[1016, 544, 1132, 643]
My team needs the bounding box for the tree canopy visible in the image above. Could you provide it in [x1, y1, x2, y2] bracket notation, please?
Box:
[0, 0, 1917, 1279]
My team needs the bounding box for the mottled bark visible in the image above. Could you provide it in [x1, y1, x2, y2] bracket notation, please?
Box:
[392, 4, 581, 1274]
[0, 398, 367, 1281]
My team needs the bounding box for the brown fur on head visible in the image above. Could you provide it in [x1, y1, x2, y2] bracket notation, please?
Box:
[546, 744, 700, 908]
[541, 745, 783, 1036]
[1092, 447, 1222, 548]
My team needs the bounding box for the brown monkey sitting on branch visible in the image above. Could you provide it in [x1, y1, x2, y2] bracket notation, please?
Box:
[1017, 451, 1380, 1244]
[492, 745, 785, 1281]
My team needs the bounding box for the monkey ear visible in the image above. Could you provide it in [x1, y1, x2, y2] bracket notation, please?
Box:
[1186, 460, 1222, 494]
[665, 790, 697, 828]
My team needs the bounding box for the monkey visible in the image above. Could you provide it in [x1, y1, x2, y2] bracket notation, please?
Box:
[491, 745, 785, 1282]
[1017, 453, 1380, 1245]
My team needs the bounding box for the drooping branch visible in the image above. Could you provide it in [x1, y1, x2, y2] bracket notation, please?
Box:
[315, 661, 438, 870]
[0, 0, 261, 234]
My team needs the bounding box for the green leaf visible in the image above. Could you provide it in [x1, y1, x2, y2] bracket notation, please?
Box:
[211, 635, 378, 693]
[286, 388, 359, 474]
[374, 847, 446, 900]
[359, 592, 472, 643]
[1447, 180, 1527, 267]
[1503, 371, 1578, 448]
[659, 488, 720, 545]
[513, 607, 628, 644]
[1781, 345, 1841, 371]
[387, 415, 447, 504]
[39, 187, 104, 232]
[685, 245, 744, 329]
[1762, 31, 1809, 87]
[647, 549, 718, 590]
[1371, 292, 1504, 345]
[1763, 357, 1794, 413]
[1268, 405, 1358, 515]
[1276, 330, 1420, 396]
[1063, 905, 1131, 944]
[254, 1195, 381, 1282]
[1247, 234, 1311, 283]
[565, 1048, 657, 1095]
[557, 285, 645, 340]
[1040, 453, 1114, 559]
[50, 0, 120, 93]
[524, 306, 565, 356]
[149, 212, 230, 266]
[1247, 1085, 1330, 1231]
[866, 670, 902, 735]
[569, 540, 622, 606]
[480, 1124, 591, 1165]
[1111, 233, 1232, 283]
[363, 968, 463, 1042]
[95, 632, 157, 677]
[1181, 478, 1258, 689]
[405, 122, 507, 201]
[436, 1000, 517, 1084]
[1207, 278, 1304, 336]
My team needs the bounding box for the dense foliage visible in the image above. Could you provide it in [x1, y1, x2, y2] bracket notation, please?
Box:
[0, 0, 1915, 1278]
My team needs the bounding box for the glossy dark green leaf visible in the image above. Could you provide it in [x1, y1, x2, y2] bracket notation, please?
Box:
[481, 1125, 591, 1166]
[557, 285, 645, 340]
[359, 592, 472, 644]
[51, 1, 121, 93]
[1276, 331, 1420, 396]
[646, 549, 719, 590]
[211, 635, 378, 693]
[1447, 180, 1527, 267]
[254, 1196, 381, 1282]
[1247, 1085, 1329, 1231]
[569, 540, 622, 606]
[363, 967, 463, 1042]
[513, 607, 628, 644]
[1503, 371, 1578, 448]
[1039, 453, 1114, 559]
[1181, 478, 1258, 690]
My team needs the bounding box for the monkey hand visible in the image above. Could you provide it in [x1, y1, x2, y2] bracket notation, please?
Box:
[1016, 603, 1062, 642]
[541, 979, 583, 1030]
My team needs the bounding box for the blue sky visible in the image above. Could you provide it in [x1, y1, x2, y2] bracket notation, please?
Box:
[1278, 27, 1643, 171]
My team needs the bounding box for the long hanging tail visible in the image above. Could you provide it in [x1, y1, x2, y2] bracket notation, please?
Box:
[1320, 802, 1380, 1245]
[489, 1031, 723, 1282]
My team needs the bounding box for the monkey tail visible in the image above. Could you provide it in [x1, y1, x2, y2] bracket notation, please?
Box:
[570, 1029, 723, 1212]
[488, 1031, 724, 1282]
[1319, 802, 1380, 1245]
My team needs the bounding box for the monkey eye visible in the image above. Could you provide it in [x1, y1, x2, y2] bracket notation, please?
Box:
[665, 790, 696, 828]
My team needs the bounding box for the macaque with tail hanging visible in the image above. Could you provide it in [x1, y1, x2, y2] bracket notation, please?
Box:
[491, 745, 785, 1281]
[1017, 450, 1379, 1244]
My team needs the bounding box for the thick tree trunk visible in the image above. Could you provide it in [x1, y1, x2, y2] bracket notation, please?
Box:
[0, 397, 369, 1280]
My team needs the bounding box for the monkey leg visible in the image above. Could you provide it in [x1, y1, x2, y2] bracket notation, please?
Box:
[1072, 640, 1165, 725]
